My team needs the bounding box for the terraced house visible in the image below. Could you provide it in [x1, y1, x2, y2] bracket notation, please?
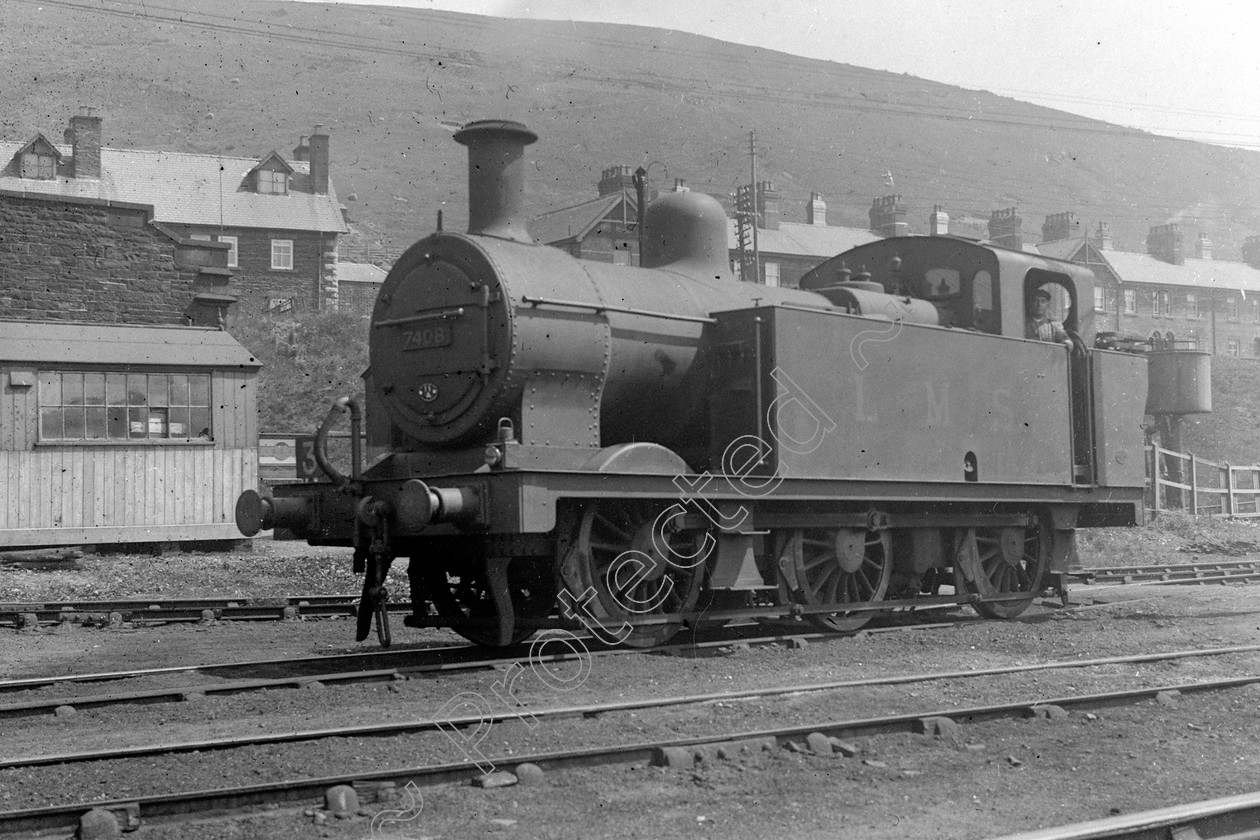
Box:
[0, 110, 348, 315]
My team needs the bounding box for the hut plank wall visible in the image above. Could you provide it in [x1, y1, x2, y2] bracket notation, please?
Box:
[1, 367, 257, 547]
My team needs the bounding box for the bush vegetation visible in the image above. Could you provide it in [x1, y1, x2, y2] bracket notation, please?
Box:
[228, 310, 369, 433]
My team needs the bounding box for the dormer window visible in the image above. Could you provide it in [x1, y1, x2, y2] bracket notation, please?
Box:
[21, 151, 56, 180]
[248, 150, 295, 196]
[257, 169, 288, 195]
[13, 134, 62, 180]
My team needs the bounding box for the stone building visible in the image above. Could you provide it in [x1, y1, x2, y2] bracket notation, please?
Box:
[0, 110, 347, 316]
[0, 190, 234, 327]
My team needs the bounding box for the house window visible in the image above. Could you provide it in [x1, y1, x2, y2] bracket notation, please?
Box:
[1227, 297, 1240, 320]
[1093, 287, 1117, 312]
[1123, 289, 1136, 314]
[20, 151, 56, 180]
[218, 235, 238, 268]
[257, 170, 288, 195]
[1186, 294, 1198, 318]
[268, 297, 295, 314]
[271, 239, 294, 270]
[1227, 338, 1241, 357]
[1154, 291, 1171, 317]
[763, 261, 780, 288]
[38, 371, 211, 442]
[1253, 300, 1260, 324]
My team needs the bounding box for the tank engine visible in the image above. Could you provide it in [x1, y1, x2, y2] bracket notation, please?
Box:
[237, 119, 1148, 648]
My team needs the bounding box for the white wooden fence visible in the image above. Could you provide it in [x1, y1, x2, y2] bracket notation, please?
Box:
[1147, 446, 1260, 517]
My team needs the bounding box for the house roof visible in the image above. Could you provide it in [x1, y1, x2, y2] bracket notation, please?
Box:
[530, 193, 634, 245]
[1099, 250, 1260, 295]
[1035, 238, 1087, 261]
[0, 320, 260, 368]
[16, 133, 62, 160]
[726, 220, 881, 259]
[248, 150, 295, 175]
[336, 261, 388, 285]
[0, 142, 347, 234]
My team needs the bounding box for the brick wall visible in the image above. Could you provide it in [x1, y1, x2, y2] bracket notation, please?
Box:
[165, 224, 337, 315]
[0, 192, 199, 325]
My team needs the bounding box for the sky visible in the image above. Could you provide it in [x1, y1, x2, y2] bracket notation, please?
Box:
[313, 0, 1260, 149]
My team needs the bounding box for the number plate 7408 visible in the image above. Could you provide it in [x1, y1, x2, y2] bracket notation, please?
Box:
[402, 325, 453, 351]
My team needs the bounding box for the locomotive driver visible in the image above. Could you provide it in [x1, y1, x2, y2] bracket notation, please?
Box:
[1026, 288, 1074, 350]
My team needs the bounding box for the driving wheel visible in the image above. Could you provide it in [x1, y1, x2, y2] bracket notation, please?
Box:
[953, 515, 1047, 619]
[560, 499, 708, 648]
[781, 527, 893, 633]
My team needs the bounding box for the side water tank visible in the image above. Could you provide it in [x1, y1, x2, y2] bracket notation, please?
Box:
[1146, 350, 1211, 415]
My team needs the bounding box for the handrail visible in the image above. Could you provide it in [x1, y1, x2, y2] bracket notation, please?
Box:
[313, 397, 362, 492]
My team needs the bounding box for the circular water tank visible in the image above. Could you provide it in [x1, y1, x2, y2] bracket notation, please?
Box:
[1146, 350, 1211, 415]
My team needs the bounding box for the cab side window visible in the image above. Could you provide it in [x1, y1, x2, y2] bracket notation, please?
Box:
[972, 270, 997, 333]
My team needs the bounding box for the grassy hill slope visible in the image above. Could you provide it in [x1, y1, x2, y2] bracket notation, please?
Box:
[8, 0, 1260, 262]
[1183, 356, 1260, 466]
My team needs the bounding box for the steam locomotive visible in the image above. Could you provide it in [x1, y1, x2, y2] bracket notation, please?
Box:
[235, 119, 1148, 648]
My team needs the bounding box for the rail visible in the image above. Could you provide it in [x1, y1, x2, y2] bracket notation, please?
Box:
[1146, 445, 1260, 517]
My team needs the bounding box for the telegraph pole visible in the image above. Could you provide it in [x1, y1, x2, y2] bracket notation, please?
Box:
[750, 130, 760, 284]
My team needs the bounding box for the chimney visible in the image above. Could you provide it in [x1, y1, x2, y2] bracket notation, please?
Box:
[929, 204, 949, 236]
[453, 119, 537, 244]
[292, 135, 311, 162]
[308, 125, 329, 195]
[1147, 224, 1184, 265]
[1196, 232, 1213, 261]
[69, 108, 102, 180]
[1242, 235, 1260, 269]
[756, 181, 780, 231]
[807, 192, 827, 226]
[598, 165, 636, 196]
[1094, 221, 1112, 251]
[869, 194, 908, 237]
[988, 208, 1023, 250]
[1041, 211, 1082, 243]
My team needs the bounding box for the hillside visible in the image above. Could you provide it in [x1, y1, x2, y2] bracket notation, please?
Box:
[8, 0, 1260, 263]
[1182, 355, 1260, 466]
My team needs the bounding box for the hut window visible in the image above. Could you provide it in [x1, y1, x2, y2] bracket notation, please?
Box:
[38, 371, 212, 442]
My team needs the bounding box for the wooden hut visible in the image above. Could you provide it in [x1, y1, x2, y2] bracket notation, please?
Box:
[0, 321, 260, 549]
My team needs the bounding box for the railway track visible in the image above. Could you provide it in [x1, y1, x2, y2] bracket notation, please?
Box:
[0, 594, 383, 628]
[5, 558, 1256, 629]
[0, 620, 964, 719]
[1072, 559, 1260, 587]
[3, 649, 1258, 837]
[988, 791, 1260, 840]
[3, 642, 1259, 771]
[4, 557, 1255, 630]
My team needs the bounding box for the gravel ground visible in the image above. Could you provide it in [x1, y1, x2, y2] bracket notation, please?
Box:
[3, 517, 1260, 839]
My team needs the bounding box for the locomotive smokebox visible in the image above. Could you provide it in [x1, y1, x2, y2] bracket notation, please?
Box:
[453, 119, 537, 243]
